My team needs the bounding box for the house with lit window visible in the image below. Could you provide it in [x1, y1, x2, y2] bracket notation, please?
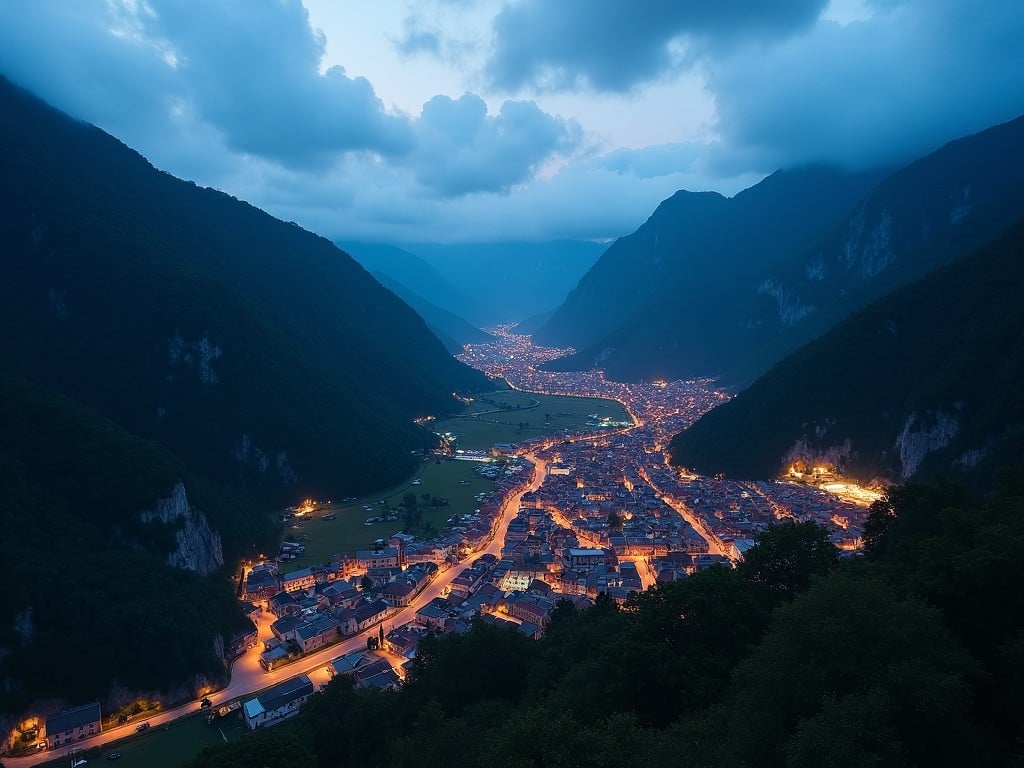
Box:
[45, 702, 101, 748]
[281, 567, 316, 594]
[355, 547, 400, 570]
[295, 614, 340, 654]
[243, 675, 314, 729]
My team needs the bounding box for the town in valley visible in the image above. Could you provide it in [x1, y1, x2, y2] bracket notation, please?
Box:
[28, 326, 881, 763]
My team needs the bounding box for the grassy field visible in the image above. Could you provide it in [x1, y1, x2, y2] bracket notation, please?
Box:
[271, 390, 629, 568]
[34, 712, 246, 768]
[279, 458, 496, 567]
[433, 389, 631, 450]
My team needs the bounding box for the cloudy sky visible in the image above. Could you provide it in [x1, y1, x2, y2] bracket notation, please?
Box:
[2, 0, 1022, 243]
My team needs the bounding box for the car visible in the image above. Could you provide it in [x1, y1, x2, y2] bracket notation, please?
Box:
[200, 697, 212, 709]
[107, 753, 121, 761]
[72, 760, 87, 767]
[136, 721, 150, 732]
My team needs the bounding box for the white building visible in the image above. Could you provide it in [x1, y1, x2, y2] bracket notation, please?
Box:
[243, 675, 314, 730]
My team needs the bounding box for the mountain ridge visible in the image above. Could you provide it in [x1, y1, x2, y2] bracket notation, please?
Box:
[669, 217, 1024, 485]
[0, 75, 487, 504]
[537, 114, 1024, 385]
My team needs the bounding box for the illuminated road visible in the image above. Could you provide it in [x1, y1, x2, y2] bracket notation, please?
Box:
[10, 455, 548, 767]
[638, 467, 726, 557]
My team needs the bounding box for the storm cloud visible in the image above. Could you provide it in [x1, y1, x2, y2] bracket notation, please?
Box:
[1, 0, 1022, 243]
[412, 93, 581, 196]
[485, 0, 828, 92]
[706, 0, 1024, 172]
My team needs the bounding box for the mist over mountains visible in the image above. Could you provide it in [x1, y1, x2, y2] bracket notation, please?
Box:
[344, 240, 602, 328]
[537, 115, 1024, 387]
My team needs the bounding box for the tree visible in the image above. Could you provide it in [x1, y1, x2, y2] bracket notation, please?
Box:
[715, 573, 983, 767]
[186, 726, 315, 768]
[863, 494, 898, 557]
[607, 511, 624, 532]
[360, 574, 373, 592]
[737, 521, 839, 601]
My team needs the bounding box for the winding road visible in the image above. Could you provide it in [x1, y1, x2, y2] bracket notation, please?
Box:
[9, 454, 548, 768]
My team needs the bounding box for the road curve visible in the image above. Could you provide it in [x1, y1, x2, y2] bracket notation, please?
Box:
[7, 455, 548, 768]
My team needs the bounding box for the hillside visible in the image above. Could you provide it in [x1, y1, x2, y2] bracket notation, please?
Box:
[340, 241, 489, 328]
[535, 165, 880, 379]
[538, 114, 1024, 384]
[409, 240, 604, 325]
[0, 376, 256, 712]
[670, 218, 1024, 485]
[0, 76, 488, 503]
[370, 271, 493, 354]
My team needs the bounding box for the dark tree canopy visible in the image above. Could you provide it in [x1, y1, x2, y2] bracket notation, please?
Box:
[737, 520, 840, 600]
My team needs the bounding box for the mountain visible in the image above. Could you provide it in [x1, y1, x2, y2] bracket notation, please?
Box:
[340, 241, 489, 327]
[670, 218, 1024, 486]
[0, 76, 488, 505]
[409, 240, 605, 325]
[535, 165, 881, 380]
[370, 271, 493, 354]
[0, 375, 256, 711]
[538, 115, 1024, 384]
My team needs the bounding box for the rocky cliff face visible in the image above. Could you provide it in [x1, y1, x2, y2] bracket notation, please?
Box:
[140, 481, 223, 575]
[894, 409, 960, 481]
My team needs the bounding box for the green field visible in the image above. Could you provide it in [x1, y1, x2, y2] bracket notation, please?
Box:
[433, 389, 632, 450]
[33, 712, 247, 768]
[278, 458, 497, 567]
[270, 389, 629, 569]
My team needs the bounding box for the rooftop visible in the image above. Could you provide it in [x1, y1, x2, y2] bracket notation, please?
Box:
[46, 702, 101, 734]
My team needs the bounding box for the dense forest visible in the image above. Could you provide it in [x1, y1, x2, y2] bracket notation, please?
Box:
[0, 74, 488, 715]
[0, 376, 257, 713]
[188, 468, 1024, 767]
[670, 217, 1024, 486]
[0, 76, 487, 505]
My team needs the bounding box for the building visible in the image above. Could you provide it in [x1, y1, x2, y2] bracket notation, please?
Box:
[243, 675, 315, 729]
[353, 658, 402, 690]
[281, 567, 316, 594]
[271, 613, 306, 643]
[259, 642, 290, 672]
[384, 623, 429, 659]
[46, 702, 101, 749]
[381, 581, 416, 607]
[565, 548, 607, 570]
[328, 651, 372, 677]
[354, 599, 391, 632]
[230, 622, 259, 657]
[416, 598, 453, 631]
[355, 547, 400, 570]
[245, 566, 279, 601]
[295, 615, 340, 654]
[269, 590, 300, 616]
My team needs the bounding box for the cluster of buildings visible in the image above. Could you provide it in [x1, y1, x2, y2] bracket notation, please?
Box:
[248, 559, 441, 672]
[461, 325, 872, 560]
[648, 469, 868, 551]
[34, 326, 881, 745]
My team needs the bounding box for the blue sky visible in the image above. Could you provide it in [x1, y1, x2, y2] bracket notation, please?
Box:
[1, 0, 1022, 243]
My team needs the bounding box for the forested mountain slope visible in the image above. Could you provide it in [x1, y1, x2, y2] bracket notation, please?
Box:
[0, 76, 487, 503]
[670, 218, 1024, 485]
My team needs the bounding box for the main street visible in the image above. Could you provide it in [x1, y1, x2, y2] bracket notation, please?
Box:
[10, 454, 549, 768]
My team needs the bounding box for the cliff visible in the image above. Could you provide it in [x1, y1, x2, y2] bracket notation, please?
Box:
[670, 218, 1024, 486]
[139, 481, 224, 576]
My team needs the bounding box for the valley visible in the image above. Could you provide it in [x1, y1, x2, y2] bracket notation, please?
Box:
[3, 4, 1024, 763]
